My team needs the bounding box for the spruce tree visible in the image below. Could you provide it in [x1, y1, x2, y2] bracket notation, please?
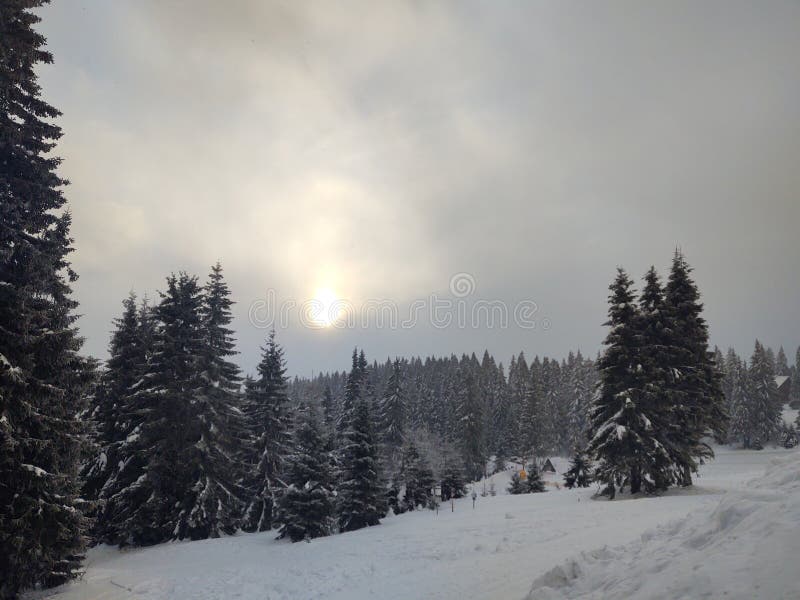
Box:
[745, 340, 780, 448]
[399, 441, 435, 511]
[243, 329, 291, 532]
[776, 347, 790, 376]
[727, 359, 754, 448]
[110, 274, 205, 544]
[277, 406, 334, 542]
[380, 359, 406, 453]
[173, 264, 249, 540]
[507, 471, 526, 495]
[635, 267, 679, 489]
[439, 460, 467, 501]
[458, 371, 486, 481]
[337, 399, 383, 532]
[81, 294, 141, 504]
[563, 451, 593, 488]
[523, 464, 546, 493]
[792, 347, 800, 401]
[0, 2, 94, 594]
[587, 269, 661, 497]
[662, 251, 726, 486]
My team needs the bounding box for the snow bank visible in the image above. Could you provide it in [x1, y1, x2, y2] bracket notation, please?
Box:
[526, 449, 800, 600]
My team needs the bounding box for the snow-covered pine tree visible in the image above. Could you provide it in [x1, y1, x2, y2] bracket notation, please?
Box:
[507, 471, 526, 494]
[662, 251, 726, 486]
[726, 356, 753, 447]
[172, 263, 249, 540]
[635, 266, 679, 490]
[457, 371, 486, 481]
[81, 294, 141, 504]
[776, 346, 790, 376]
[439, 459, 467, 501]
[277, 406, 335, 542]
[563, 451, 593, 488]
[523, 464, 546, 493]
[380, 359, 406, 455]
[338, 348, 366, 432]
[0, 3, 96, 594]
[337, 399, 383, 532]
[243, 329, 291, 532]
[792, 347, 800, 401]
[111, 273, 233, 545]
[518, 367, 544, 465]
[399, 441, 436, 511]
[587, 268, 660, 497]
[321, 384, 335, 430]
[745, 340, 780, 449]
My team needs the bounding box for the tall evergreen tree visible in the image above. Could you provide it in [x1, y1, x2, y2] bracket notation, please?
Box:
[563, 451, 593, 489]
[81, 294, 141, 503]
[792, 347, 800, 401]
[399, 441, 436, 511]
[587, 269, 661, 497]
[243, 329, 291, 532]
[775, 346, 790, 376]
[337, 399, 383, 532]
[277, 406, 334, 542]
[380, 359, 406, 453]
[110, 273, 243, 545]
[745, 341, 780, 448]
[662, 251, 726, 486]
[457, 371, 485, 481]
[0, 2, 94, 595]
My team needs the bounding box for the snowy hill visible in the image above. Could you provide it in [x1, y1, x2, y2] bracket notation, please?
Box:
[527, 449, 800, 599]
[39, 448, 796, 600]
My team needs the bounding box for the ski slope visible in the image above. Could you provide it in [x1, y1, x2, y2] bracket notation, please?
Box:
[40, 447, 795, 600]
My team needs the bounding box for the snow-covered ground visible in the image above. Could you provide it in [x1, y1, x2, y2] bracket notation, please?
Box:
[41, 447, 796, 600]
[528, 449, 800, 599]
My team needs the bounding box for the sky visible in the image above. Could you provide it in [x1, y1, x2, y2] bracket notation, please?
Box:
[34, 1, 800, 377]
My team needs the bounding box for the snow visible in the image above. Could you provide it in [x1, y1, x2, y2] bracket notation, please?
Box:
[38, 447, 796, 600]
[781, 403, 798, 428]
[527, 448, 800, 599]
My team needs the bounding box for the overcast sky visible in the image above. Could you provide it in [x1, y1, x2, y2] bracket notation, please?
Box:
[35, 1, 800, 376]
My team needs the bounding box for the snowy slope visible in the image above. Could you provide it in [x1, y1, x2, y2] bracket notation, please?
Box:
[527, 449, 800, 600]
[38, 448, 792, 600]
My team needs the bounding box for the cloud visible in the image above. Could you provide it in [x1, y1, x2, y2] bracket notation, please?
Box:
[35, 0, 800, 374]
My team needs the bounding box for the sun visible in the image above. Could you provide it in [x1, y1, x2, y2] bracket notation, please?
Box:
[308, 287, 345, 328]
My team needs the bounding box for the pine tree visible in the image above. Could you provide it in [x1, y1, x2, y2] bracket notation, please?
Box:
[380, 359, 406, 453]
[81, 294, 141, 503]
[277, 406, 334, 542]
[776, 347, 790, 376]
[337, 399, 383, 532]
[439, 460, 467, 501]
[173, 264, 249, 540]
[635, 267, 678, 489]
[662, 251, 726, 486]
[243, 329, 291, 532]
[338, 348, 365, 432]
[587, 269, 661, 497]
[507, 471, 526, 495]
[523, 464, 546, 493]
[563, 451, 593, 488]
[109, 274, 207, 545]
[791, 347, 800, 401]
[745, 341, 780, 449]
[0, 2, 95, 594]
[458, 371, 486, 481]
[399, 441, 435, 511]
[321, 385, 335, 430]
[727, 359, 754, 448]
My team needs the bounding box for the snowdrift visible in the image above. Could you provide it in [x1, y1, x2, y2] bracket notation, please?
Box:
[526, 450, 800, 599]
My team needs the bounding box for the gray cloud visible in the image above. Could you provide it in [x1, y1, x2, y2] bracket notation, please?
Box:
[36, 1, 800, 375]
